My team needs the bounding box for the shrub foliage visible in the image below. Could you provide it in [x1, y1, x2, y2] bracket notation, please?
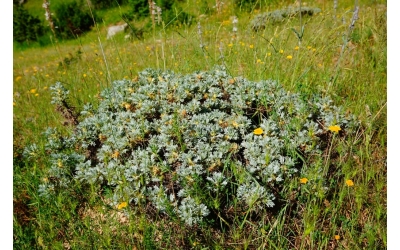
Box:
[31, 67, 358, 226]
[13, 4, 45, 43]
[250, 6, 322, 31]
[126, 0, 193, 26]
[53, 1, 96, 39]
[90, 0, 129, 9]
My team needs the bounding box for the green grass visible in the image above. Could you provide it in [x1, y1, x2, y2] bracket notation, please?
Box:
[13, 0, 387, 249]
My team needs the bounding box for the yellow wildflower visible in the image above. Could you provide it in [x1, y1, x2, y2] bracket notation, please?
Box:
[43, 86, 48, 90]
[35, 93, 39, 97]
[221, 20, 230, 26]
[123, 103, 131, 109]
[15, 76, 22, 81]
[228, 43, 233, 47]
[83, 74, 87, 78]
[307, 46, 312, 50]
[294, 46, 299, 50]
[279, 49, 284, 54]
[112, 151, 120, 159]
[30, 89, 37, 94]
[328, 125, 341, 133]
[253, 128, 263, 135]
[249, 44, 254, 49]
[286, 55, 293, 60]
[345, 179, 354, 187]
[186, 176, 194, 183]
[256, 59, 262, 64]
[266, 52, 272, 56]
[334, 235, 341, 240]
[117, 202, 128, 210]
[300, 177, 308, 184]
[231, 121, 239, 128]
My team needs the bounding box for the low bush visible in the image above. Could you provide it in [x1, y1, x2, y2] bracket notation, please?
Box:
[27, 67, 358, 227]
[251, 6, 322, 31]
[125, 0, 194, 27]
[13, 4, 46, 44]
[90, 0, 129, 9]
[53, 1, 97, 39]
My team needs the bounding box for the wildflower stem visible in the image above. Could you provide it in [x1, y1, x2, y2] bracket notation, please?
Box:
[49, 36, 67, 72]
[161, 36, 166, 72]
[334, 0, 338, 22]
[257, 34, 278, 53]
[197, 21, 208, 62]
[42, 0, 56, 36]
[98, 36, 112, 85]
[324, 134, 336, 176]
[154, 36, 160, 70]
[299, 0, 303, 45]
[330, 4, 359, 90]
[371, 101, 387, 122]
[149, 0, 155, 29]
[84, 0, 111, 87]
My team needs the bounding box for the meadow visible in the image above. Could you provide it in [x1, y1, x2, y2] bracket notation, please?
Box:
[13, 0, 387, 249]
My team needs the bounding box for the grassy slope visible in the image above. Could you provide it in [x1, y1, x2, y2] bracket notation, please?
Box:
[13, 0, 387, 249]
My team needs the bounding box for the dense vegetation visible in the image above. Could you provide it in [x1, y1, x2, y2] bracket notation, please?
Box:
[13, 0, 387, 249]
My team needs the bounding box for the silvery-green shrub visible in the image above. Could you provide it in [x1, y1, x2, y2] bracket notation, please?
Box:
[251, 6, 322, 31]
[32, 66, 358, 225]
